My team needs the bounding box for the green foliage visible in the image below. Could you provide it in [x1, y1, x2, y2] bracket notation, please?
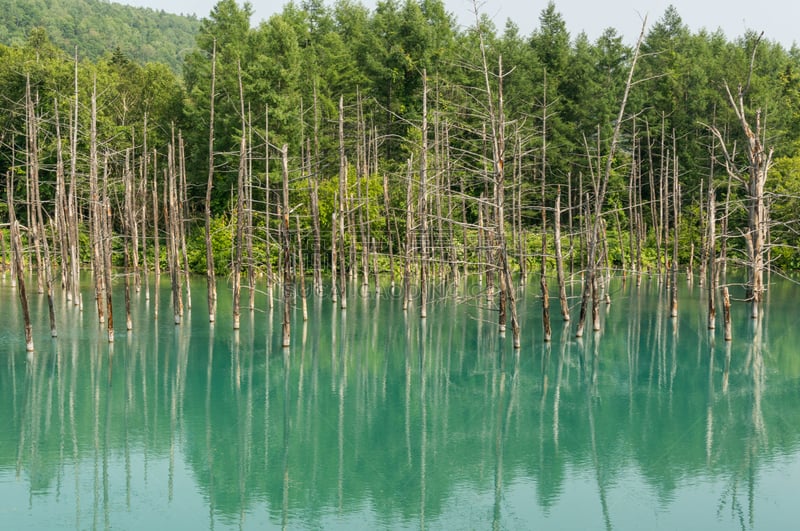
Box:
[188, 214, 235, 275]
[0, 0, 200, 71]
[4, 0, 800, 277]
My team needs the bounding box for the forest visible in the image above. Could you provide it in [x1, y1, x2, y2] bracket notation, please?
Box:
[0, 0, 200, 70]
[2, 0, 800, 348]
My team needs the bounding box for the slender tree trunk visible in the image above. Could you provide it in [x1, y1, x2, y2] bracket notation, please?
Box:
[265, 105, 274, 309]
[102, 154, 114, 342]
[554, 189, 570, 321]
[124, 150, 134, 331]
[205, 40, 217, 322]
[707, 185, 716, 330]
[26, 80, 57, 337]
[337, 96, 348, 310]
[54, 98, 71, 298]
[141, 114, 150, 301]
[671, 143, 679, 318]
[311, 83, 323, 294]
[419, 70, 429, 319]
[232, 63, 246, 329]
[90, 76, 105, 325]
[576, 17, 646, 336]
[403, 158, 414, 311]
[281, 145, 292, 347]
[296, 214, 308, 322]
[383, 172, 395, 289]
[540, 71, 551, 341]
[152, 148, 161, 319]
[25, 77, 43, 295]
[178, 132, 191, 311]
[68, 48, 81, 306]
[167, 135, 182, 325]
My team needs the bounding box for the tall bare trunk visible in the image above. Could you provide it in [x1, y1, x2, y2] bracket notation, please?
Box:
[707, 185, 716, 330]
[403, 157, 414, 311]
[337, 96, 348, 309]
[205, 40, 217, 322]
[554, 190, 569, 321]
[280, 145, 292, 347]
[232, 63, 246, 329]
[419, 70, 429, 319]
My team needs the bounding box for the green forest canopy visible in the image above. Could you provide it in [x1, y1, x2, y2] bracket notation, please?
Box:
[0, 0, 200, 70]
[3, 0, 800, 271]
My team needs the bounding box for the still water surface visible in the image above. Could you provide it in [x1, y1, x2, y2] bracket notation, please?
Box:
[1, 273, 799, 530]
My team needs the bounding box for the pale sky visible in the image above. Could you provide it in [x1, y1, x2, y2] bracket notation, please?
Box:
[125, 0, 800, 48]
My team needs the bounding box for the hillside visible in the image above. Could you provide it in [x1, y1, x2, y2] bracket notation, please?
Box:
[0, 0, 199, 70]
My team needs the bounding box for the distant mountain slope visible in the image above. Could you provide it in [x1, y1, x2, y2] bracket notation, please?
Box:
[0, 0, 200, 70]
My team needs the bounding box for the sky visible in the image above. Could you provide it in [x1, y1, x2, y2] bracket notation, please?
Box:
[123, 0, 800, 48]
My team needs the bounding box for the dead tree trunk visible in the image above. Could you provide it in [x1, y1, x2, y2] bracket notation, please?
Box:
[708, 64, 772, 319]
[554, 189, 570, 321]
[311, 83, 323, 294]
[576, 18, 647, 337]
[246, 106, 255, 311]
[280, 145, 292, 347]
[24, 77, 43, 295]
[540, 71, 551, 341]
[167, 135, 182, 325]
[383, 171, 396, 289]
[178, 133, 191, 311]
[102, 154, 114, 342]
[337, 96, 348, 310]
[471, 10, 520, 345]
[403, 157, 414, 311]
[54, 99, 71, 299]
[670, 144, 679, 318]
[707, 185, 716, 330]
[232, 63, 246, 330]
[124, 150, 134, 331]
[68, 49, 81, 306]
[205, 39, 218, 322]
[151, 148, 161, 319]
[296, 214, 308, 322]
[419, 70, 429, 319]
[90, 76, 105, 325]
[141, 114, 150, 301]
[26, 80, 57, 337]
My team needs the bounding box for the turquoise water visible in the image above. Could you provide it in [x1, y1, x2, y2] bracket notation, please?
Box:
[1, 272, 799, 530]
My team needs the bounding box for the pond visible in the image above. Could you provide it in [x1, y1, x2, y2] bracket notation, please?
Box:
[1, 272, 799, 530]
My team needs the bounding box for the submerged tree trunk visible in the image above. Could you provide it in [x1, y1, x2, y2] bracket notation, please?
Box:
[205, 39, 218, 323]
[26, 78, 57, 337]
[707, 185, 716, 330]
[296, 215, 308, 322]
[232, 63, 246, 330]
[337, 96, 348, 310]
[281, 145, 292, 347]
[102, 154, 114, 343]
[576, 18, 646, 337]
[554, 189, 570, 321]
[403, 157, 414, 311]
[670, 146, 679, 319]
[419, 71, 429, 319]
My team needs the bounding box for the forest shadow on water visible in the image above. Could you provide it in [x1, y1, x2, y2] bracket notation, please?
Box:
[1, 271, 800, 530]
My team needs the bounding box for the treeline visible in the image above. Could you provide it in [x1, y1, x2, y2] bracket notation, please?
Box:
[2, 0, 800, 345]
[0, 0, 200, 70]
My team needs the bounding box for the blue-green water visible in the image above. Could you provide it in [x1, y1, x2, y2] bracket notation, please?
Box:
[1, 272, 800, 530]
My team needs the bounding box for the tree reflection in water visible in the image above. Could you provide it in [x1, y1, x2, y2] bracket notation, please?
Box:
[1, 274, 800, 529]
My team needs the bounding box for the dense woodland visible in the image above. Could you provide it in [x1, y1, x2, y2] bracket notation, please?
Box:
[0, 0, 200, 70]
[2, 0, 800, 348]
